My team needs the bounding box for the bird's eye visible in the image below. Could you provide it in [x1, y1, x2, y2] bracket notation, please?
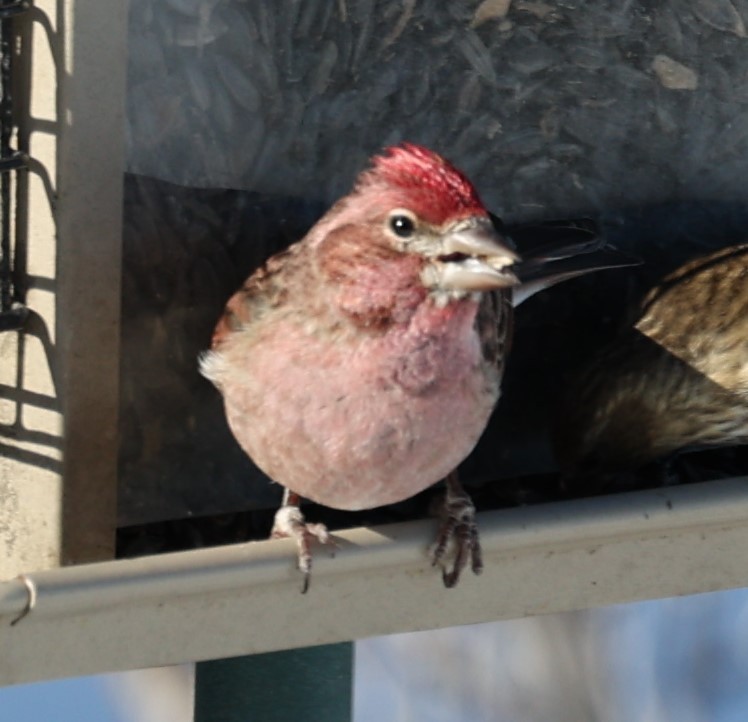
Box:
[389, 214, 416, 238]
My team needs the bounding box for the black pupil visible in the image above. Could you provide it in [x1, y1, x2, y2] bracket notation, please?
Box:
[391, 215, 415, 237]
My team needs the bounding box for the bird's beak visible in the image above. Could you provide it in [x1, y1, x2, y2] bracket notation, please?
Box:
[426, 217, 520, 292]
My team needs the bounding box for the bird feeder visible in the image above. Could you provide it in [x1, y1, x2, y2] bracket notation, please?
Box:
[1, 0, 748, 699]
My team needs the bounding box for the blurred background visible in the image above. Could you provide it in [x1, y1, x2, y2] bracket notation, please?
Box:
[4, 587, 748, 720]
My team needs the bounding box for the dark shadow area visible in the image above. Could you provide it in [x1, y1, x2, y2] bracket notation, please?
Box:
[0, 307, 62, 474]
[118, 176, 325, 524]
[117, 184, 748, 557]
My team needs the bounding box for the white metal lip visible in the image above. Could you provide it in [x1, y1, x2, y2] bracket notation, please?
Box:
[1, 477, 748, 687]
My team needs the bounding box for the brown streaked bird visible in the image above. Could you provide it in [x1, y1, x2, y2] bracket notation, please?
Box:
[556, 243, 748, 488]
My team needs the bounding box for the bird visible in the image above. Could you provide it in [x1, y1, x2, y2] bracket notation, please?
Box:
[201, 143, 636, 590]
[200, 143, 518, 590]
[555, 243, 748, 491]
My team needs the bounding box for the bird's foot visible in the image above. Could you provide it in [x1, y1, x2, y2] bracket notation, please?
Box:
[271, 504, 335, 593]
[431, 474, 483, 588]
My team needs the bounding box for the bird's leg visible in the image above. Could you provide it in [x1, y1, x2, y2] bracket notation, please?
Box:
[270, 489, 333, 593]
[431, 470, 483, 588]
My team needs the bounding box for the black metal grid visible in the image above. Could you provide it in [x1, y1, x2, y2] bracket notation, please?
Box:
[0, 0, 27, 331]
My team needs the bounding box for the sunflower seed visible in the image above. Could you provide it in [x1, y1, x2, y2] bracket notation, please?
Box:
[693, 0, 746, 36]
[471, 0, 512, 28]
[381, 0, 417, 49]
[214, 56, 262, 112]
[652, 54, 698, 90]
[457, 30, 497, 85]
[308, 40, 339, 97]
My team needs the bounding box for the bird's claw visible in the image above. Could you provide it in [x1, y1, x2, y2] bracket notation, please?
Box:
[431, 487, 483, 588]
[271, 505, 337, 593]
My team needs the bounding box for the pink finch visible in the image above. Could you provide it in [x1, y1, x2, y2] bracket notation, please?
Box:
[201, 143, 518, 589]
[201, 143, 635, 589]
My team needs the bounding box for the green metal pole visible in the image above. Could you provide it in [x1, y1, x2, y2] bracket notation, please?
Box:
[194, 643, 354, 722]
